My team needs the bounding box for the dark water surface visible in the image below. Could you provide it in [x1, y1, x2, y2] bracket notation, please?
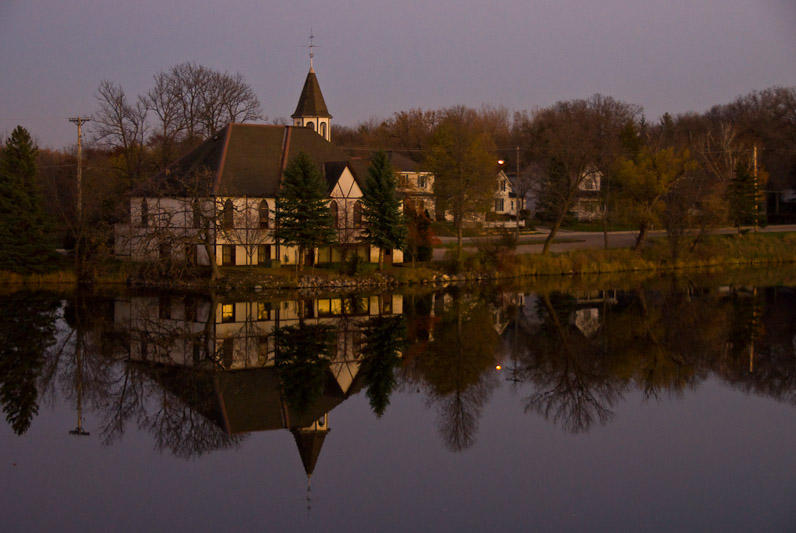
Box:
[1, 271, 795, 532]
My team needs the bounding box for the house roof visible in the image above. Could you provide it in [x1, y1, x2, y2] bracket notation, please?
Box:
[291, 69, 331, 119]
[347, 151, 422, 173]
[142, 124, 352, 197]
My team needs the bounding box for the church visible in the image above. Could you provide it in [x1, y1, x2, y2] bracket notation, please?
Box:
[114, 60, 404, 267]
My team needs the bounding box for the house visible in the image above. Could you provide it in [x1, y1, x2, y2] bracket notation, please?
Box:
[492, 169, 523, 218]
[348, 151, 436, 219]
[573, 167, 603, 221]
[115, 64, 403, 267]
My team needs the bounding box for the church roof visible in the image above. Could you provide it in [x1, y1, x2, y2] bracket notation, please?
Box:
[291, 69, 331, 119]
[291, 427, 330, 477]
[141, 124, 350, 197]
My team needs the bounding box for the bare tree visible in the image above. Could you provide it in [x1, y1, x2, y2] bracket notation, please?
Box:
[93, 80, 148, 184]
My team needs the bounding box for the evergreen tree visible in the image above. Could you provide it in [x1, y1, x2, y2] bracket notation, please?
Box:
[277, 152, 335, 269]
[360, 152, 406, 269]
[274, 322, 334, 414]
[360, 315, 406, 417]
[0, 293, 58, 435]
[728, 162, 757, 229]
[0, 126, 55, 272]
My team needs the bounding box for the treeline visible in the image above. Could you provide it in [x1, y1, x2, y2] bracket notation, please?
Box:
[2, 70, 794, 273]
[335, 87, 795, 255]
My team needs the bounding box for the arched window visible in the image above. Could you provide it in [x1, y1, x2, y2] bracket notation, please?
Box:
[258, 200, 269, 228]
[222, 199, 234, 230]
[140, 199, 148, 227]
[320, 122, 327, 138]
[330, 201, 338, 228]
[353, 201, 363, 227]
[306, 121, 315, 131]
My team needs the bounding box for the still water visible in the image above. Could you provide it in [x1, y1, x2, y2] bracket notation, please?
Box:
[1, 270, 795, 532]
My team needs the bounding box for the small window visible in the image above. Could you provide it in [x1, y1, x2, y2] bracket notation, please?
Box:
[222, 245, 236, 265]
[306, 121, 315, 131]
[418, 175, 427, 189]
[501, 181, 507, 192]
[330, 202, 338, 228]
[353, 201, 363, 227]
[495, 199, 504, 212]
[320, 122, 327, 138]
[221, 303, 235, 323]
[222, 199, 234, 230]
[258, 244, 271, 265]
[140, 199, 149, 227]
[258, 200, 269, 228]
[257, 302, 271, 321]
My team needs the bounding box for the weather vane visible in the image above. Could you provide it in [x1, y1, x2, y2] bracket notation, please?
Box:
[308, 30, 318, 70]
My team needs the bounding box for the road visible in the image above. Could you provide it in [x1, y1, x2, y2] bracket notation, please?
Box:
[432, 225, 796, 260]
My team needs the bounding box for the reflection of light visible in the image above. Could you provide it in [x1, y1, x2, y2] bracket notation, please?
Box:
[495, 365, 502, 370]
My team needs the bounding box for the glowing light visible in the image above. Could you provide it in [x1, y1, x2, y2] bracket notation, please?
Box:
[495, 365, 502, 370]
[497, 159, 505, 165]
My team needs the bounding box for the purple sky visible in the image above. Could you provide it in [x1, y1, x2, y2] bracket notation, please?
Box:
[1, 0, 794, 149]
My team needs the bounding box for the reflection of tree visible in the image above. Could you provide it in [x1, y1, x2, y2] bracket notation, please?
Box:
[414, 292, 499, 451]
[519, 293, 620, 433]
[275, 323, 334, 414]
[360, 315, 406, 417]
[0, 293, 58, 434]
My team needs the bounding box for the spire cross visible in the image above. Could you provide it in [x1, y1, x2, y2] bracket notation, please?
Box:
[308, 30, 317, 70]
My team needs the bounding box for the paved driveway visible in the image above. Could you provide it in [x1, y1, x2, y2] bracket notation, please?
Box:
[432, 225, 796, 260]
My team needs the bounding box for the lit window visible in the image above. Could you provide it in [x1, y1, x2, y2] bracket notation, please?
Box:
[221, 303, 235, 323]
[257, 302, 271, 321]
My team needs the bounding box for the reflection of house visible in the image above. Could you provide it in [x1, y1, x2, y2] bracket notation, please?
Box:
[114, 62, 402, 266]
[114, 292, 402, 477]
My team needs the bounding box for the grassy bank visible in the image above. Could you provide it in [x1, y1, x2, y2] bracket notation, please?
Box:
[2, 232, 794, 291]
[498, 232, 796, 277]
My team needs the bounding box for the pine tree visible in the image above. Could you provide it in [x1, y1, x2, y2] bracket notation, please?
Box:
[728, 162, 756, 230]
[0, 126, 55, 272]
[277, 152, 336, 269]
[360, 315, 406, 417]
[360, 152, 406, 269]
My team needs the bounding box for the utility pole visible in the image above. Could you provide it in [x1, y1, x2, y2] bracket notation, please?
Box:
[69, 116, 90, 276]
[752, 144, 759, 232]
[68, 116, 91, 222]
[515, 145, 521, 239]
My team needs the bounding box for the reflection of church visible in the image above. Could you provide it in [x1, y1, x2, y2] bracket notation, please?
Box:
[114, 293, 403, 478]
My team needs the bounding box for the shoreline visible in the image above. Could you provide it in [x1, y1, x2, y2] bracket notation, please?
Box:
[3, 232, 795, 293]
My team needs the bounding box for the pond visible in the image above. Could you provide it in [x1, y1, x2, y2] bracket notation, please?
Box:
[1, 269, 795, 532]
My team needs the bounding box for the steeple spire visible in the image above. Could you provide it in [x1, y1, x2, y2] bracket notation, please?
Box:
[308, 30, 316, 73]
[292, 34, 332, 141]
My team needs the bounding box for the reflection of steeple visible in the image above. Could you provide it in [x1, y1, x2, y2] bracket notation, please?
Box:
[291, 419, 330, 478]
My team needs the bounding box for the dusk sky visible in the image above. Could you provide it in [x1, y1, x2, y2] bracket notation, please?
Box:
[1, 0, 794, 149]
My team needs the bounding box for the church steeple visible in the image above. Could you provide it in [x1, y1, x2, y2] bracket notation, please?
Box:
[292, 33, 332, 141]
